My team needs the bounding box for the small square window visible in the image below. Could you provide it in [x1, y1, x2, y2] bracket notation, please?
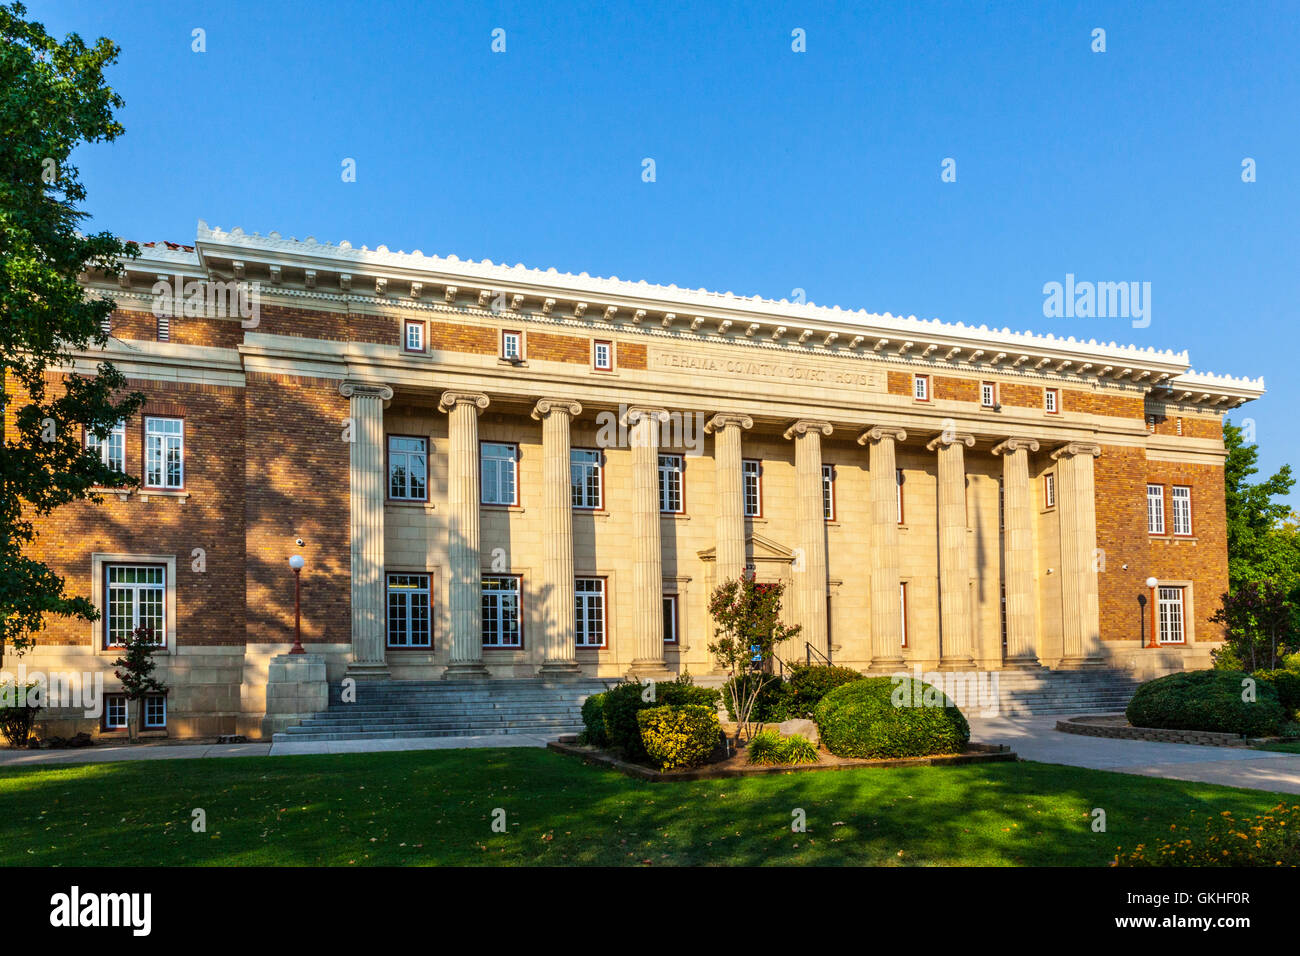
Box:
[143, 695, 167, 729]
[913, 375, 930, 402]
[981, 382, 997, 408]
[404, 320, 425, 353]
[593, 340, 613, 371]
[1044, 388, 1059, 414]
[501, 330, 523, 361]
[104, 695, 127, 730]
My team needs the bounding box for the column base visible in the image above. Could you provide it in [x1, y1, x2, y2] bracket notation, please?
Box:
[344, 661, 391, 681]
[867, 657, 906, 674]
[537, 660, 582, 678]
[442, 661, 491, 680]
[1056, 657, 1105, 670]
[627, 660, 674, 682]
[938, 657, 977, 670]
[1002, 657, 1045, 669]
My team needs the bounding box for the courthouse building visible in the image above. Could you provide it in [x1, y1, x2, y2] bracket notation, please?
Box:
[13, 221, 1264, 737]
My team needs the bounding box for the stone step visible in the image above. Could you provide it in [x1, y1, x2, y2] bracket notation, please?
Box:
[273, 725, 585, 743]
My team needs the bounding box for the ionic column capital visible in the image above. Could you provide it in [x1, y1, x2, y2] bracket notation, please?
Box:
[1050, 441, 1102, 461]
[704, 412, 754, 434]
[619, 405, 670, 427]
[857, 425, 907, 446]
[339, 380, 394, 402]
[991, 436, 1041, 456]
[925, 432, 975, 451]
[783, 419, 833, 441]
[438, 391, 490, 414]
[531, 398, 582, 421]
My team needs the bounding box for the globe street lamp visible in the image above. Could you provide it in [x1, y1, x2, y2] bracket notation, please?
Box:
[289, 553, 306, 654]
[1144, 576, 1159, 648]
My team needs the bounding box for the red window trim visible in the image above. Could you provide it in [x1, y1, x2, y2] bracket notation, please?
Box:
[102, 693, 128, 732]
[592, 339, 614, 371]
[571, 447, 606, 511]
[1044, 387, 1060, 415]
[980, 381, 997, 408]
[402, 318, 427, 353]
[1155, 584, 1188, 644]
[1170, 484, 1195, 537]
[822, 462, 836, 522]
[900, 582, 909, 649]
[141, 414, 186, 491]
[662, 593, 680, 645]
[480, 440, 521, 507]
[102, 562, 168, 650]
[500, 328, 524, 361]
[384, 569, 435, 650]
[574, 575, 609, 649]
[896, 468, 905, 525]
[386, 434, 430, 503]
[742, 458, 763, 518]
[659, 453, 686, 515]
[481, 573, 525, 649]
[1044, 471, 1057, 510]
[1147, 482, 1166, 536]
[913, 374, 931, 402]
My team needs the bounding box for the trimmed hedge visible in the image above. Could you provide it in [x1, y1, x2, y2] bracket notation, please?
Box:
[1254, 669, 1300, 720]
[602, 679, 721, 761]
[637, 705, 721, 770]
[780, 665, 866, 719]
[813, 677, 970, 759]
[580, 692, 607, 746]
[1126, 669, 1285, 737]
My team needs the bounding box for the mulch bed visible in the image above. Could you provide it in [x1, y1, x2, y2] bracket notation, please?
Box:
[547, 737, 1016, 781]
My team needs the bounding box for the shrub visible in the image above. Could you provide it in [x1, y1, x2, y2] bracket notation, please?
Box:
[637, 705, 720, 770]
[0, 681, 41, 749]
[1255, 670, 1300, 719]
[1126, 669, 1285, 737]
[1114, 804, 1300, 866]
[813, 677, 969, 759]
[579, 692, 607, 746]
[745, 729, 820, 765]
[602, 679, 721, 760]
[1211, 645, 1244, 671]
[722, 674, 787, 722]
[780, 664, 866, 719]
[778, 734, 820, 764]
[745, 729, 784, 765]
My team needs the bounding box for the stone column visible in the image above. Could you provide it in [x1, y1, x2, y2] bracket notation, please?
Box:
[533, 398, 583, 676]
[927, 432, 975, 668]
[340, 381, 394, 679]
[705, 413, 754, 582]
[1052, 441, 1104, 666]
[992, 437, 1041, 667]
[783, 420, 833, 661]
[859, 426, 907, 669]
[624, 406, 672, 678]
[439, 390, 491, 679]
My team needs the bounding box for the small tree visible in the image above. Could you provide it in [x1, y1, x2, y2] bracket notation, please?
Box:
[110, 625, 167, 741]
[1210, 580, 1299, 672]
[707, 574, 799, 744]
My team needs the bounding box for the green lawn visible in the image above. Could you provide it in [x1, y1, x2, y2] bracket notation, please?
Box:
[0, 748, 1290, 866]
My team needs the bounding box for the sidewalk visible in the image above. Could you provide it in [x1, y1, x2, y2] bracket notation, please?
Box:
[969, 714, 1300, 795]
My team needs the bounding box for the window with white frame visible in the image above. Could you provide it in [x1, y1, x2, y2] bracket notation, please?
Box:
[105, 564, 165, 647]
[913, 374, 930, 401]
[143, 695, 167, 729]
[1171, 485, 1192, 536]
[481, 442, 519, 505]
[144, 417, 184, 489]
[1147, 483, 1165, 534]
[156, 313, 170, 342]
[1044, 388, 1059, 414]
[822, 464, 835, 520]
[896, 468, 904, 523]
[86, 420, 126, 473]
[575, 578, 606, 647]
[900, 582, 908, 648]
[104, 695, 127, 730]
[658, 454, 684, 513]
[981, 381, 997, 408]
[1044, 472, 1056, 509]
[571, 449, 602, 509]
[662, 594, 679, 644]
[404, 320, 425, 352]
[1157, 586, 1186, 643]
[388, 436, 428, 500]
[501, 330, 523, 361]
[387, 573, 432, 647]
[481, 576, 522, 647]
[742, 459, 762, 517]
[593, 340, 613, 370]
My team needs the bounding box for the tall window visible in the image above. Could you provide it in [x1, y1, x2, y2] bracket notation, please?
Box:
[501, 330, 523, 361]
[86, 420, 126, 473]
[593, 340, 613, 370]
[1147, 483, 1165, 534]
[742, 459, 762, 517]
[1044, 388, 1059, 414]
[388, 436, 428, 500]
[1157, 586, 1185, 644]
[575, 578, 606, 647]
[156, 313, 170, 342]
[658, 454, 684, 513]
[822, 464, 835, 520]
[662, 594, 679, 644]
[144, 417, 184, 489]
[571, 449, 602, 509]
[481, 576, 522, 647]
[404, 319, 425, 352]
[387, 573, 431, 647]
[1044, 472, 1056, 509]
[105, 564, 165, 648]
[1171, 485, 1192, 536]
[481, 442, 519, 505]
[896, 468, 904, 523]
[899, 582, 908, 648]
[913, 374, 930, 401]
[981, 381, 997, 408]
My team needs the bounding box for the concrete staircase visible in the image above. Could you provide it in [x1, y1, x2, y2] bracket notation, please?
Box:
[270, 678, 611, 744]
[991, 668, 1142, 717]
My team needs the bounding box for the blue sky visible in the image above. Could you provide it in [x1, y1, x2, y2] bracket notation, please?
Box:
[36, 0, 1300, 503]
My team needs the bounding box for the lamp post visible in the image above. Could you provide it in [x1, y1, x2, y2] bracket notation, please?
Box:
[1145, 576, 1159, 648]
[289, 553, 306, 654]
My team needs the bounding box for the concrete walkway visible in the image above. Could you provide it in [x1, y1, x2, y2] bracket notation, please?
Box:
[970, 714, 1300, 795]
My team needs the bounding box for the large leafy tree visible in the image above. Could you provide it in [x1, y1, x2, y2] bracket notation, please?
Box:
[1223, 420, 1300, 592]
[1, 2, 142, 657]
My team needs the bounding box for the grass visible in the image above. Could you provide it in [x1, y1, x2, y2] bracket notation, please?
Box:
[1260, 740, 1300, 753]
[0, 748, 1290, 866]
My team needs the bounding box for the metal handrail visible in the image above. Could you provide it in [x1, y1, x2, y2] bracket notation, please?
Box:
[805, 642, 832, 667]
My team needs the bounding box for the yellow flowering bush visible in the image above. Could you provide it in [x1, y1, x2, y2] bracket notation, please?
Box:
[1114, 804, 1300, 866]
[637, 705, 721, 770]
